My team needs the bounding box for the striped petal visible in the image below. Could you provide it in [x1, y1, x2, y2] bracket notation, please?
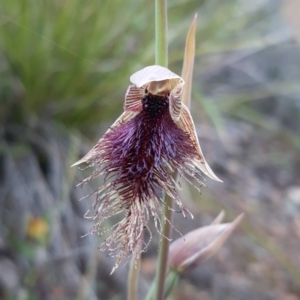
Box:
[124, 85, 144, 112]
[176, 103, 222, 182]
[169, 94, 181, 122]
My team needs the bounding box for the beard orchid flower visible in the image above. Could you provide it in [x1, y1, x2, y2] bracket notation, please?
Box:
[72, 65, 222, 272]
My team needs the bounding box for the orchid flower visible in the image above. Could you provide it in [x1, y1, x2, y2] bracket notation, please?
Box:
[72, 65, 222, 272]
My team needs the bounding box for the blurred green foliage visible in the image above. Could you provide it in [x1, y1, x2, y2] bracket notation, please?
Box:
[1, 0, 153, 129]
[0, 0, 268, 132]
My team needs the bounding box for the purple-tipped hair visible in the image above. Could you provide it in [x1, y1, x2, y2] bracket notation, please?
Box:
[80, 94, 204, 271]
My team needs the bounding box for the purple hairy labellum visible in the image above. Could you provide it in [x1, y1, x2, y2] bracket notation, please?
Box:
[72, 65, 222, 273]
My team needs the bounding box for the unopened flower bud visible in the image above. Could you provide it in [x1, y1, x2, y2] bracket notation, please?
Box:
[168, 211, 244, 272]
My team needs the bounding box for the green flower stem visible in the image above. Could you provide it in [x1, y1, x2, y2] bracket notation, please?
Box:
[145, 269, 179, 300]
[163, 269, 179, 298]
[155, 0, 168, 67]
[154, 0, 171, 299]
[128, 0, 168, 298]
[154, 193, 174, 300]
[150, 9, 196, 300]
[127, 255, 141, 300]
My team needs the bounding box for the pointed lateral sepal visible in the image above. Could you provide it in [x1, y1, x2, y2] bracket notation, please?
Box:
[176, 103, 222, 182]
[71, 111, 139, 167]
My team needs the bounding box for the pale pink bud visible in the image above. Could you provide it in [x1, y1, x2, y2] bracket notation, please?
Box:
[169, 212, 244, 272]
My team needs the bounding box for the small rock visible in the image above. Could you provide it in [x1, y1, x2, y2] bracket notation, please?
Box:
[212, 274, 275, 300]
[287, 187, 300, 206]
[0, 258, 20, 296]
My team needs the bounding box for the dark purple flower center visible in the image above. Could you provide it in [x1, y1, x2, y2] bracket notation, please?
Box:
[100, 93, 198, 206]
[142, 94, 169, 119]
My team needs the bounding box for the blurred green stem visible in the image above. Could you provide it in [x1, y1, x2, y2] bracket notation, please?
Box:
[163, 269, 179, 298]
[155, 0, 168, 66]
[146, 269, 179, 300]
[128, 0, 169, 298]
[154, 195, 174, 300]
[127, 255, 141, 300]
[154, 0, 171, 299]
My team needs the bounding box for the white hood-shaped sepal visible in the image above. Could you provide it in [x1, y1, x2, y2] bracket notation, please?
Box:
[130, 65, 184, 122]
[130, 65, 184, 90]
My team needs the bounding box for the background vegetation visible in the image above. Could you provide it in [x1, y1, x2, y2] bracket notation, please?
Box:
[1, 0, 300, 299]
